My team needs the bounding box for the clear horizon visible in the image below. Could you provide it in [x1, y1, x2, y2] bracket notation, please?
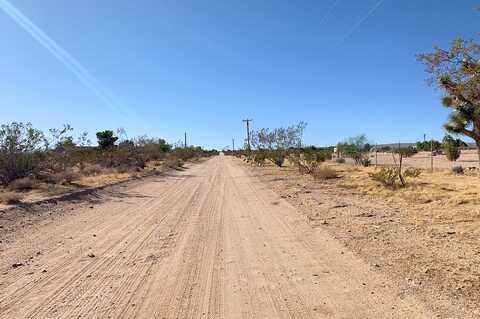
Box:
[1, 0, 478, 149]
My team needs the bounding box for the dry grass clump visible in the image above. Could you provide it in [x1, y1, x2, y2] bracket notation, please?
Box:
[165, 157, 184, 169]
[312, 166, 338, 180]
[81, 163, 105, 176]
[0, 192, 24, 204]
[334, 162, 480, 211]
[50, 170, 81, 185]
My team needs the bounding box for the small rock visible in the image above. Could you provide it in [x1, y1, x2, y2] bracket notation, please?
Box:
[12, 263, 23, 268]
[87, 253, 96, 258]
[42, 269, 47, 273]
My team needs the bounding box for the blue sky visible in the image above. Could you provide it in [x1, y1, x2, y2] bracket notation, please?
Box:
[0, 0, 478, 149]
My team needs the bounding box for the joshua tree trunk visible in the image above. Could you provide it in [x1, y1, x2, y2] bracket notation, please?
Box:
[476, 140, 480, 166]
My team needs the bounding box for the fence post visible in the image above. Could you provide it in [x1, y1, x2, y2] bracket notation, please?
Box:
[430, 140, 434, 172]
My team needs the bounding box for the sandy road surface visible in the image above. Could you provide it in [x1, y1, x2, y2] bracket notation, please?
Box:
[0, 156, 436, 318]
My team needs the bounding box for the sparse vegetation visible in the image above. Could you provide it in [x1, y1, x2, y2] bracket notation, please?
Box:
[369, 165, 421, 188]
[336, 135, 371, 165]
[0, 122, 217, 205]
[416, 140, 442, 152]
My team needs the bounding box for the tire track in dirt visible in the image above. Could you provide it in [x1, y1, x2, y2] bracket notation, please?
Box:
[0, 178, 185, 316]
[25, 171, 207, 318]
[0, 157, 440, 318]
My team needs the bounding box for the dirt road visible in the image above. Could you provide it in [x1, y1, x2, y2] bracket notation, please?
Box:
[0, 156, 437, 318]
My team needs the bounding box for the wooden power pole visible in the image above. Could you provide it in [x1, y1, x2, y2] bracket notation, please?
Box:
[243, 119, 253, 152]
[232, 138, 235, 152]
[184, 132, 187, 148]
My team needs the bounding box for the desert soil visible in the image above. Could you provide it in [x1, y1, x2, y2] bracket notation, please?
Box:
[0, 156, 458, 318]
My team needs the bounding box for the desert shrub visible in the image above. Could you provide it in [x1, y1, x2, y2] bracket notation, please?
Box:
[170, 146, 203, 161]
[253, 152, 267, 166]
[442, 135, 465, 162]
[337, 134, 372, 165]
[251, 122, 307, 151]
[134, 136, 171, 161]
[298, 159, 318, 175]
[360, 157, 371, 167]
[9, 177, 36, 191]
[404, 167, 422, 178]
[452, 165, 464, 174]
[0, 122, 46, 184]
[52, 169, 81, 185]
[369, 167, 398, 187]
[81, 163, 104, 176]
[416, 140, 442, 152]
[269, 152, 285, 167]
[312, 166, 337, 180]
[0, 192, 23, 204]
[115, 165, 130, 174]
[303, 149, 331, 163]
[335, 158, 345, 164]
[316, 151, 332, 162]
[444, 146, 461, 161]
[394, 147, 417, 158]
[164, 157, 183, 169]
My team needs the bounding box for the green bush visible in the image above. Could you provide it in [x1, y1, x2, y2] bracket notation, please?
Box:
[335, 158, 346, 164]
[404, 167, 422, 178]
[442, 135, 465, 161]
[96, 130, 118, 150]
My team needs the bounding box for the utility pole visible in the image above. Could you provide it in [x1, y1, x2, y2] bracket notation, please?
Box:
[184, 132, 187, 148]
[232, 138, 235, 152]
[243, 119, 253, 153]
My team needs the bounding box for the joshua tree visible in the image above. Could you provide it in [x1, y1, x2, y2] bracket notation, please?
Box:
[418, 39, 480, 163]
